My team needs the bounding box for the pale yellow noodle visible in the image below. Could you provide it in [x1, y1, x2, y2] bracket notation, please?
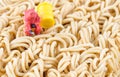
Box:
[0, 0, 120, 77]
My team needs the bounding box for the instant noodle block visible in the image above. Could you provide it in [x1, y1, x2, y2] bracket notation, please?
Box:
[1, 0, 120, 77]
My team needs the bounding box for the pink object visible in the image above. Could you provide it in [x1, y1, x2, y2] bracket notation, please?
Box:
[24, 9, 42, 36]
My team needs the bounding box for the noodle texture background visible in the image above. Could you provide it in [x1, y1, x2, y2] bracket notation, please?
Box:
[0, 0, 120, 77]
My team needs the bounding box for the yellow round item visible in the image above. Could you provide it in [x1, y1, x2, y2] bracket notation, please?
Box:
[36, 2, 55, 28]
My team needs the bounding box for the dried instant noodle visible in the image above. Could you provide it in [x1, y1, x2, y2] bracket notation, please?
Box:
[0, 0, 120, 77]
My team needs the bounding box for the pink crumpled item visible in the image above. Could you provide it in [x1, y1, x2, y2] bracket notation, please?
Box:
[24, 9, 42, 36]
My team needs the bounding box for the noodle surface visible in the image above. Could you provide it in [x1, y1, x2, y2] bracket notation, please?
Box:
[0, 0, 120, 77]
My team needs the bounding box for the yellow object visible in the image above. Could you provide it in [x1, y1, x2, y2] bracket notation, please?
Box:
[36, 2, 55, 28]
